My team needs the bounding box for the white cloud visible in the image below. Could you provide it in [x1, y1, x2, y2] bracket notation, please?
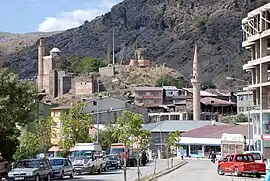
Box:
[38, 0, 121, 32]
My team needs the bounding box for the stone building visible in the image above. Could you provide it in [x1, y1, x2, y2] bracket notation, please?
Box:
[36, 38, 72, 98]
[36, 38, 100, 98]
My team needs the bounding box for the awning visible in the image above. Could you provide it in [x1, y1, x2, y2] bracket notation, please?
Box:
[49, 146, 62, 152]
[179, 137, 221, 146]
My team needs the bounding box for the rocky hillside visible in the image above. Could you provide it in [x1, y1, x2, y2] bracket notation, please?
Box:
[1, 0, 268, 87]
[0, 31, 60, 56]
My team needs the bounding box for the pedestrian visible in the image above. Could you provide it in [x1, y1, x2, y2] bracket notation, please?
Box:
[179, 147, 184, 160]
[211, 151, 216, 163]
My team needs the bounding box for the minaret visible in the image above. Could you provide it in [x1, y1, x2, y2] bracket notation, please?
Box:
[191, 43, 201, 120]
[37, 37, 45, 90]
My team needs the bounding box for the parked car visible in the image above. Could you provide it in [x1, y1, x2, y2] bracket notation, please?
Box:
[0, 155, 8, 180]
[71, 143, 103, 175]
[217, 153, 266, 178]
[104, 154, 122, 170]
[244, 151, 266, 164]
[49, 158, 74, 179]
[7, 158, 52, 181]
[216, 152, 222, 161]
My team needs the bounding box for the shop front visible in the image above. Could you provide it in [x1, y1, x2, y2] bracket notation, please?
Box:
[179, 137, 221, 158]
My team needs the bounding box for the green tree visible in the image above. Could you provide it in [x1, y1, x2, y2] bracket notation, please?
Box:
[66, 56, 82, 73]
[132, 39, 139, 60]
[112, 110, 144, 181]
[99, 121, 118, 151]
[35, 118, 53, 153]
[13, 118, 53, 161]
[59, 103, 94, 152]
[80, 57, 107, 73]
[0, 68, 37, 161]
[201, 80, 216, 90]
[138, 130, 151, 153]
[234, 114, 248, 123]
[13, 132, 39, 161]
[165, 130, 181, 168]
[156, 75, 190, 88]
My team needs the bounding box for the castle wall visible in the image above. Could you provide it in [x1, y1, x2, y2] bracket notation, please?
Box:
[99, 66, 115, 77]
[49, 70, 58, 98]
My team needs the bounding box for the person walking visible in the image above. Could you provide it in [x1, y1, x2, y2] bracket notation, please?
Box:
[179, 147, 184, 160]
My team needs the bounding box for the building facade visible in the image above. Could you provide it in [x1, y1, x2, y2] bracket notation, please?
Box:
[134, 87, 163, 107]
[242, 3, 270, 156]
[236, 91, 253, 114]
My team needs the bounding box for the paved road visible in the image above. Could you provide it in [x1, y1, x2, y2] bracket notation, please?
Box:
[158, 159, 264, 181]
[56, 159, 182, 181]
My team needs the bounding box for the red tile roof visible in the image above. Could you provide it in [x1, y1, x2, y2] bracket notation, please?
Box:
[183, 124, 252, 138]
[200, 97, 235, 106]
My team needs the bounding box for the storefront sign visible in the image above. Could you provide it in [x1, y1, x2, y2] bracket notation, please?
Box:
[261, 135, 270, 140]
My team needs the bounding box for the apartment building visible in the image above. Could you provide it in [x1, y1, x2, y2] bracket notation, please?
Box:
[242, 3, 270, 155]
[134, 87, 163, 107]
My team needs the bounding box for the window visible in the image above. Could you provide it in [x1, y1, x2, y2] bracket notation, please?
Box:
[145, 99, 151, 104]
[229, 155, 234, 161]
[54, 111, 60, 117]
[239, 96, 244, 101]
[239, 107, 244, 112]
[145, 92, 151, 96]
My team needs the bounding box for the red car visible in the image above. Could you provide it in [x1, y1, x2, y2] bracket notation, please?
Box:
[217, 153, 266, 178]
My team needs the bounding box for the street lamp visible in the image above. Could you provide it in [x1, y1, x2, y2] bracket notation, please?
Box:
[226, 76, 251, 151]
[96, 78, 119, 143]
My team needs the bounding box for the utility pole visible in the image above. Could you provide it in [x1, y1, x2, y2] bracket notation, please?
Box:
[112, 28, 115, 65]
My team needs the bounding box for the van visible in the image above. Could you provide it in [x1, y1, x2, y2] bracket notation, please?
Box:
[70, 143, 103, 174]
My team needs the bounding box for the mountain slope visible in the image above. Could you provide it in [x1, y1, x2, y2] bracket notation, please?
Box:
[1, 0, 267, 87]
[0, 31, 61, 56]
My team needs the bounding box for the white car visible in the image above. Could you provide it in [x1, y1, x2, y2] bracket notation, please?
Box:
[216, 152, 222, 161]
[243, 151, 266, 164]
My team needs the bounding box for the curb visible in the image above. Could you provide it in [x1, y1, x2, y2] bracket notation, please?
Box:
[139, 160, 188, 181]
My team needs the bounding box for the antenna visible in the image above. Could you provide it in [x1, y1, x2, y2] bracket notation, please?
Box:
[112, 28, 115, 65]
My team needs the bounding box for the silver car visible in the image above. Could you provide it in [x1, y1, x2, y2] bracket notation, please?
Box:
[49, 158, 74, 179]
[7, 158, 52, 181]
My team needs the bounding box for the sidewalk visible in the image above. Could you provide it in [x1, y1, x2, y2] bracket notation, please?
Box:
[129, 158, 184, 181]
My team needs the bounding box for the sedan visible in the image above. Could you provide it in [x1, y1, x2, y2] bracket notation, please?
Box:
[104, 155, 122, 170]
[49, 158, 74, 179]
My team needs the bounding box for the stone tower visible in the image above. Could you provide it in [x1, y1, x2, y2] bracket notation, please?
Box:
[191, 43, 201, 120]
[37, 37, 45, 91]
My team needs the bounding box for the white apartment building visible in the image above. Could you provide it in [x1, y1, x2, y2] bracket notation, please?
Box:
[242, 3, 270, 156]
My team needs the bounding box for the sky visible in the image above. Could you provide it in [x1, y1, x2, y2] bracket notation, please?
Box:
[0, 0, 122, 33]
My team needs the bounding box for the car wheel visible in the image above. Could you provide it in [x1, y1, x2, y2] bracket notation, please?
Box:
[59, 171, 64, 180]
[90, 166, 95, 175]
[46, 174, 51, 181]
[98, 165, 102, 174]
[70, 171, 74, 179]
[234, 167, 240, 177]
[217, 166, 224, 175]
[255, 173, 261, 178]
[35, 174, 39, 181]
[103, 166, 107, 172]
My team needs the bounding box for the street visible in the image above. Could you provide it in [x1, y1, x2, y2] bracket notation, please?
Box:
[55, 159, 182, 181]
[158, 159, 263, 181]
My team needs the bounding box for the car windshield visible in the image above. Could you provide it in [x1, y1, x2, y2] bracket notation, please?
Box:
[49, 159, 64, 166]
[252, 153, 262, 160]
[107, 155, 119, 160]
[15, 160, 40, 168]
[70, 150, 92, 158]
[110, 148, 124, 154]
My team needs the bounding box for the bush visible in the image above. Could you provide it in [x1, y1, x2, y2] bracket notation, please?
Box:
[195, 14, 209, 28]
